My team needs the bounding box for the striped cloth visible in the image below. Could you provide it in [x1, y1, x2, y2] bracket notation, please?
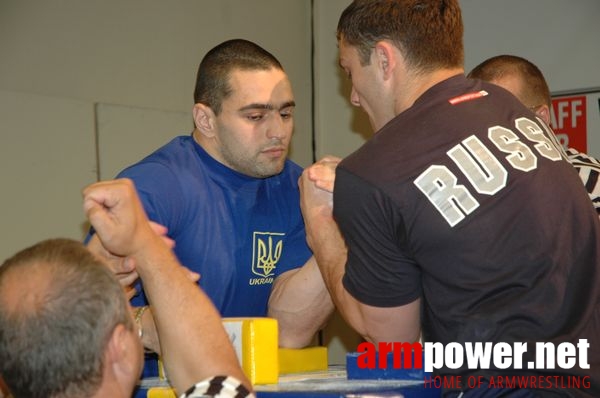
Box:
[181, 375, 254, 398]
[566, 147, 600, 213]
[545, 126, 600, 213]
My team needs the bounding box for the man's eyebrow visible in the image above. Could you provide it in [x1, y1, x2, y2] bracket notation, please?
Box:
[238, 101, 296, 112]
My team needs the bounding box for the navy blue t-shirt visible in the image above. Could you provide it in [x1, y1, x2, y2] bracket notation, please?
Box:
[120, 135, 311, 316]
[335, 75, 600, 397]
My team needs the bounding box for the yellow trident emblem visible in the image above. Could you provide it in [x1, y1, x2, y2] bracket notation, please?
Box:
[252, 232, 283, 277]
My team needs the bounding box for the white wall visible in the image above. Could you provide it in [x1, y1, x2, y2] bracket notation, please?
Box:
[461, 0, 600, 94]
[0, 90, 97, 258]
[0, 1, 314, 131]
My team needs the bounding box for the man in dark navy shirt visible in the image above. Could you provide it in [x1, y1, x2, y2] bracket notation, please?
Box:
[300, 1, 600, 397]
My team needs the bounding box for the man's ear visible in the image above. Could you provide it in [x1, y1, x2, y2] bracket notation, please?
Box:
[374, 41, 396, 80]
[535, 104, 552, 127]
[193, 103, 216, 138]
[106, 324, 139, 381]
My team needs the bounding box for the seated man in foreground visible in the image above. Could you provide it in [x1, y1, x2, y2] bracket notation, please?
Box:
[0, 179, 253, 398]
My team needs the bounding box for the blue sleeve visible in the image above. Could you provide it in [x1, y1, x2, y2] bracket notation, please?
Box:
[117, 161, 187, 306]
[117, 161, 186, 232]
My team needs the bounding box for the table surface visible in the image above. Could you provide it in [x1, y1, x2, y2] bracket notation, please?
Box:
[255, 366, 440, 397]
[136, 366, 441, 398]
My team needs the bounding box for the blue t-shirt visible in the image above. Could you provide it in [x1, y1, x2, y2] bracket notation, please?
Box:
[120, 135, 311, 317]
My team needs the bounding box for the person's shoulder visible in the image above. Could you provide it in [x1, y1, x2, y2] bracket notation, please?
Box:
[140, 135, 196, 163]
[117, 136, 195, 175]
[466, 77, 521, 104]
[338, 131, 388, 174]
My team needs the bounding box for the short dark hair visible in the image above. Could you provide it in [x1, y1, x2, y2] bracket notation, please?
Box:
[467, 54, 552, 108]
[0, 238, 132, 398]
[337, 0, 464, 71]
[193, 39, 284, 114]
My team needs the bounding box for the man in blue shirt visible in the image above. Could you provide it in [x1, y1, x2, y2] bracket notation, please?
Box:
[87, 39, 333, 358]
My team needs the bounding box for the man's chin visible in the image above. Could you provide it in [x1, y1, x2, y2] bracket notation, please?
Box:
[255, 161, 285, 179]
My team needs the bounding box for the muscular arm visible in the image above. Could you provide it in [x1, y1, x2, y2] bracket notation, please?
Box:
[299, 159, 421, 344]
[83, 179, 251, 395]
[86, 233, 139, 295]
[89, 224, 198, 355]
[268, 256, 335, 347]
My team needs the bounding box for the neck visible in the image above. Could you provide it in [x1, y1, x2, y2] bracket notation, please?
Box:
[87, 362, 133, 398]
[89, 380, 130, 398]
[394, 67, 464, 115]
[192, 128, 205, 148]
[192, 129, 221, 162]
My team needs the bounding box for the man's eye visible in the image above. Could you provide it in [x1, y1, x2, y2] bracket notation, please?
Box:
[280, 111, 293, 119]
[247, 114, 264, 121]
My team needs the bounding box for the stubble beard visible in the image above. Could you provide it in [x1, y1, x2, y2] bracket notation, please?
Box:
[222, 146, 287, 179]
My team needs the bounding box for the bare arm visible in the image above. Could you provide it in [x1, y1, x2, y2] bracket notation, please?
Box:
[82, 178, 251, 395]
[89, 223, 198, 355]
[299, 158, 421, 343]
[268, 256, 335, 348]
[87, 222, 186, 298]
[86, 233, 139, 298]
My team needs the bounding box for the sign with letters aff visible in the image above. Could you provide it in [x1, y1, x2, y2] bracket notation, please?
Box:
[551, 88, 600, 158]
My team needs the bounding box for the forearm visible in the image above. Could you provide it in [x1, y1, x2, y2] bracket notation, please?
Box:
[133, 238, 250, 394]
[268, 257, 335, 347]
[304, 214, 373, 339]
[82, 179, 252, 392]
[87, 233, 139, 289]
[299, 171, 374, 341]
[308, 216, 421, 343]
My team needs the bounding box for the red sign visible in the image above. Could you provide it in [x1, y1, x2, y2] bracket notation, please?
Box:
[551, 95, 587, 152]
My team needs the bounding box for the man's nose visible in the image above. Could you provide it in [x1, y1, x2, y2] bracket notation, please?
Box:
[266, 115, 288, 139]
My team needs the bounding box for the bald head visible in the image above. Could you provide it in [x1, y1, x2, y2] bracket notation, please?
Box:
[468, 55, 552, 124]
[0, 259, 62, 319]
[0, 239, 133, 397]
